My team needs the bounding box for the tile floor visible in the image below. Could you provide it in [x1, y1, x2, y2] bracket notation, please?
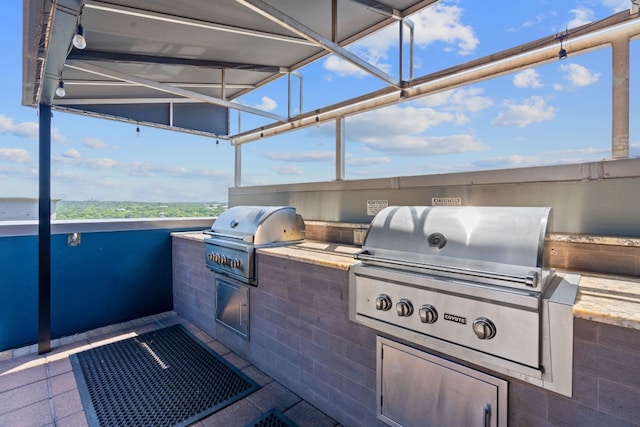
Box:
[0, 312, 339, 427]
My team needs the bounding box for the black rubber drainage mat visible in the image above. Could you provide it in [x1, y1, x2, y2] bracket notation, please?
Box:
[70, 324, 259, 427]
[246, 408, 298, 427]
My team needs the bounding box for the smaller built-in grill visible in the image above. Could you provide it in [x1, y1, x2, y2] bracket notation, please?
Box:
[204, 206, 305, 285]
[349, 206, 579, 396]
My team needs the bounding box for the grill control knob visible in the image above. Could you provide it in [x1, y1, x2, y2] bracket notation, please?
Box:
[473, 318, 497, 340]
[230, 259, 242, 269]
[207, 253, 214, 261]
[375, 294, 392, 311]
[219, 255, 228, 265]
[396, 299, 413, 317]
[419, 305, 438, 324]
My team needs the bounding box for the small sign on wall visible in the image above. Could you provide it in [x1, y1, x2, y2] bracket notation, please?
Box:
[432, 197, 462, 206]
[367, 200, 388, 216]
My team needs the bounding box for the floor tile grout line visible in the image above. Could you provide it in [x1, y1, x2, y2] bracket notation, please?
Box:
[45, 362, 57, 425]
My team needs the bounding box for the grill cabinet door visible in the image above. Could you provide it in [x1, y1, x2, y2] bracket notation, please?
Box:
[216, 279, 249, 339]
[378, 337, 507, 427]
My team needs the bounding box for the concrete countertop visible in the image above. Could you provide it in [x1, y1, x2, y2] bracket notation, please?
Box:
[172, 232, 640, 330]
[257, 240, 359, 271]
[572, 273, 640, 330]
[171, 230, 208, 242]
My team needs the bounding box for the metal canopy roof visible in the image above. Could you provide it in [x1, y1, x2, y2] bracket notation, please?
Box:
[23, 0, 437, 139]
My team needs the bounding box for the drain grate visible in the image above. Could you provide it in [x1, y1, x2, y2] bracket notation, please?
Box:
[71, 324, 259, 427]
[246, 408, 298, 427]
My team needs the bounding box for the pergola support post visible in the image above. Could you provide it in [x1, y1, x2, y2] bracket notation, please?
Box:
[611, 38, 630, 159]
[38, 103, 52, 355]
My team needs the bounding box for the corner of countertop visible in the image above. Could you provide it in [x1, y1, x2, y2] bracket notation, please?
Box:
[573, 272, 640, 330]
[171, 230, 208, 242]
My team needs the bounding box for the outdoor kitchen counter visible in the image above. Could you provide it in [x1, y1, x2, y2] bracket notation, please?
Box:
[171, 230, 208, 242]
[573, 273, 640, 330]
[256, 240, 360, 271]
[171, 232, 640, 329]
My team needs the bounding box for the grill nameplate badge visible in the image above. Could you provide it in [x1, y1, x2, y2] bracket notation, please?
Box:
[444, 313, 467, 324]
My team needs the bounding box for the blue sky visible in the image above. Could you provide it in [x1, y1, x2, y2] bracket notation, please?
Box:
[1, 1, 638, 202]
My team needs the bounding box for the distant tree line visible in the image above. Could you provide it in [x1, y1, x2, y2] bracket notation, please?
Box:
[55, 201, 227, 219]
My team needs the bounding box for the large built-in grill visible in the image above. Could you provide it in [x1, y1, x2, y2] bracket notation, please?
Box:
[349, 206, 579, 396]
[204, 206, 305, 285]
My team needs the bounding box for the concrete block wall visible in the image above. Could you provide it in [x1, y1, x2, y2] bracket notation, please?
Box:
[250, 254, 381, 427]
[172, 237, 217, 335]
[508, 318, 640, 426]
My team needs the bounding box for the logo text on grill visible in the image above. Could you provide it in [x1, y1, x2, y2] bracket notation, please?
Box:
[444, 313, 467, 324]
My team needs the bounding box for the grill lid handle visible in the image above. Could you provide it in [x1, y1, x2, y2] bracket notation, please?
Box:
[354, 251, 540, 288]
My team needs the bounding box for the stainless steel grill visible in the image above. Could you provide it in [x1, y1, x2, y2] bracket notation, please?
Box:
[204, 205, 305, 285]
[349, 206, 579, 396]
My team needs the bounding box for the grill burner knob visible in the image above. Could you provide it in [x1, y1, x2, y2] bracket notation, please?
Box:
[375, 294, 392, 311]
[419, 305, 438, 324]
[207, 253, 214, 261]
[473, 318, 497, 340]
[396, 299, 413, 317]
[230, 258, 242, 269]
[218, 255, 228, 265]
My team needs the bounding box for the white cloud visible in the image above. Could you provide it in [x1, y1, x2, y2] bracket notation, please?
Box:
[346, 156, 391, 166]
[513, 69, 543, 88]
[52, 151, 231, 183]
[94, 158, 119, 168]
[271, 165, 304, 175]
[83, 137, 111, 149]
[472, 155, 541, 169]
[265, 150, 333, 162]
[520, 14, 545, 29]
[360, 134, 487, 156]
[416, 87, 493, 113]
[347, 105, 455, 140]
[410, 3, 478, 55]
[560, 63, 600, 87]
[62, 148, 81, 159]
[342, 101, 488, 155]
[491, 96, 557, 128]
[0, 114, 66, 143]
[547, 147, 610, 156]
[323, 56, 369, 78]
[253, 96, 278, 112]
[0, 148, 32, 163]
[567, 8, 594, 28]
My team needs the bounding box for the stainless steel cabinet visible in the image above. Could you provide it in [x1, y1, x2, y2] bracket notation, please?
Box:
[216, 279, 249, 339]
[377, 337, 507, 427]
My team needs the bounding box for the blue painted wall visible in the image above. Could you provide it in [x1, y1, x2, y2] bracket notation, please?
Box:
[0, 226, 204, 352]
[0, 236, 39, 352]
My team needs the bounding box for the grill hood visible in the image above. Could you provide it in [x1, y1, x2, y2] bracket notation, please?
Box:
[358, 206, 552, 290]
[209, 205, 305, 246]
